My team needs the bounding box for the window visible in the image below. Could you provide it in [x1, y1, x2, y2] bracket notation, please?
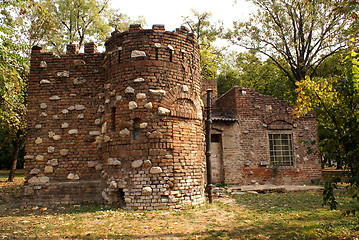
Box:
[269, 133, 294, 166]
[132, 118, 141, 140]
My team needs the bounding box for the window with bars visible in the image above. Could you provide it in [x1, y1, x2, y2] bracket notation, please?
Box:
[269, 133, 294, 166]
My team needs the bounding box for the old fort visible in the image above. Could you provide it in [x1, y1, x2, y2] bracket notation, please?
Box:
[23, 24, 322, 210]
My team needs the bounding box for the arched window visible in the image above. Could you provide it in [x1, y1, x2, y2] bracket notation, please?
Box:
[133, 118, 141, 140]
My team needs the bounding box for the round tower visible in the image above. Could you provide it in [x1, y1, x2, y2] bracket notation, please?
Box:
[98, 24, 205, 210]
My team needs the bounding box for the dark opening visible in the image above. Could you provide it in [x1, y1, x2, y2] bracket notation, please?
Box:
[181, 51, 185, 61]
[133, 118, 141, 140]
[118, 188, 125, 206]
[169, 50, 173, 62]
[155, 48, 159, 60]
[211, 134, 221, 142]
[111, 107, 116, 131]
[118, 50, 121, 63]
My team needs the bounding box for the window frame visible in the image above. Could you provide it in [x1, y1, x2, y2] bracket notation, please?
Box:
[268, 132, 294, 167]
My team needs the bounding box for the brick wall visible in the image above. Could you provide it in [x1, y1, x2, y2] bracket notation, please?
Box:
[24, 24, 205, 209]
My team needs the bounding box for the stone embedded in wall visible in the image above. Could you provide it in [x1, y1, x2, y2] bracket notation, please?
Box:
[104, 84, 111, 90]
[75, 105, 85, 111]
[50, 95, 61, 100]
[116, 96, 122, 102]
[53, 135, 61, 140]
[48, 131, 55, 138]
[148, 130, 163, 139]
[47, 159, 58, 166]
[62, 109, 69, 114]
[108, 158, 121, 166]
[53, 115, 59, 120]
[167, 45, 174, 51]
[88, 161, 97, 168]
[131, 50, 146, 58]
[131, 160, 143, 169]
[78, 113, 84, 119]
[265, 105, 272, 111]
[40, 61, 47, 68]
[67, 173, 80, 180]
[136, 93, 146, 100]
[29, 168, 41, 175]
[73, 77, 87, 85]
[95, 164, 103, 171]
[134, 78, 145, 83]
[74, 59, 86, 67]
[119, 128, 130, 137]
[158, 107, 170, 116]
[35, 125, 42, 130]
[35, 155, 44, 161]
[142, 187, 152, 196]
[68, 106, 75, 111]
[125, 86, 135, 94]
[182, 85, 189, 92]
[143, 160, 152, 168]
[24, 187, 34, 196]
[57, 70, 69, 77]
[95, 118, 102, 125]
[144, 102, 153, 109]
[40, 112, 48, 117]
[104, 135, 111, 142]
[35, 137, 43, 144]
[61, 123, 69, 129]
[68, 129, 78, 135]
[89, 131, 101, 136]
[101, 122, 107, 134]
[110, 90, 116, 96]
[40, 103, 47, 109]
[150, 166, 162, 174]
[60, 149, 69, 156]
[149, 89, 166, 95]
[24, 155, 34, 160]
[129, 101, 138, 110]
[40, 79, 50, 84]
[28, 176, 50, 185]
[139, 123, 148, 129]
[98, 105, 105, 113]
[105, 99, 110, 104]
[154, 43, 161, 48]
[44, 166, 54, 173]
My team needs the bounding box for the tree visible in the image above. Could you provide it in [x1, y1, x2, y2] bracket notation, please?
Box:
[226, 0, 354, 85]
[182, 10, 223, 79]
[295, 51, 359, 211]
[108, 12, 146, 32]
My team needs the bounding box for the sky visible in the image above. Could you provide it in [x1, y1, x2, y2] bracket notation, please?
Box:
[110, 0, 257, 31]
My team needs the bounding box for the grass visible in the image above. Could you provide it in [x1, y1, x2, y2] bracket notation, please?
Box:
[0, 173, 358, 239]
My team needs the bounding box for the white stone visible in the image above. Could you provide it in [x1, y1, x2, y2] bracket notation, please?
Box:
[48, 131, 55, 138]
[40, 112, 48, 117]
[109, 181, 117, 189]
[265, 105, 272, 111]
[98, 105, 105, 113]
[136, 93, 146, 100]
[35, 155, 44, 161]
[180, 49, 186, 53]
[168, 45, 174, 51]
[62, 109, 69, 114]
[67, 173, 79, 180]
[131, 160, 143, 169]
[68, 106, 75, 111]
[118, 46, 123, 50]
[95, 118, 102, 125]
[35, 137, 42, 144]
[47, 159, 58, 166]
[182, 85, 189, 92]
[40, 61, 47, 68]
[102, 122, 107, 134]
[28, 176, 39, 184]
[144, 102, 153, 109]
[40, 103, 47, 109]
[134, 77, 145, 83]
[61, 123, 69, 128]
[142, 187, 152, 196]
[24, 155, 34, 160]
[129, 101, 138, 110]
[104, 135, 111, 142]
[57, 70, 69, 77]
[89, 131, 101, 136]
[29, 168, 41, 175]
[48, 146, 55, 153]
[29, 176, 49, 184]
[131, 50, 146, 58]
[139, 123, 148, 129]
[88, 161, 97, 167]
[125, 86, 135, 94]
[53, 135, 61, 140]
[68, 129, 78, 134]
[49, 95, 61, 101]
[150, 166, 163, 174]
[44, 166, 53, 174]
[95, 164, 103, 171]
[40, 79, 50, 84]
[75, 104, 85, 110]
[154, 43, 161, 48]
[53, 115, 59, 120]
[35, 124, 42, 129]
[143, 160, 152, 168]
[116, 96, 122, 102]
[104, 84, 111, 89]
[158, 107, 170, 115]
[149, 89, 166, 95]
[60, 149, 69, 156]
[77, 113, 84, 119]
[105, 99, 110, 104]
[119, 128, 130, 136]
[73, 77, 86, 85]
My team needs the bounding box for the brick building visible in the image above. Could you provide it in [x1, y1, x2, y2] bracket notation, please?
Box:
[24, 24, 321, 209]
[24, 24, 205, 210]
[210, 86, 322, 185]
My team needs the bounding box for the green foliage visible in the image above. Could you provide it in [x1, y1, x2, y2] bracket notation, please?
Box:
[323, 181, 338, 210]
[182, 10, 223, 79]
[226, 0, 354, 83]
[108, 12, 146, 32]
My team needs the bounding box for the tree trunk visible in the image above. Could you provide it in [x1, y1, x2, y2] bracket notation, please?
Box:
[7, 133, 20, 182]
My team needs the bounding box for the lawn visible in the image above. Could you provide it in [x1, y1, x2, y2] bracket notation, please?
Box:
[0, 172, 358, 239]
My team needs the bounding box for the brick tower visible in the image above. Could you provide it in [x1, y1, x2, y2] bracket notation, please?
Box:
[24, 24, 205, 210]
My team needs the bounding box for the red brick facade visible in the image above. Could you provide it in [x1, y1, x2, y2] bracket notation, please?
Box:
[210, 86, 322, 185]
[24, 24, 205, 209]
